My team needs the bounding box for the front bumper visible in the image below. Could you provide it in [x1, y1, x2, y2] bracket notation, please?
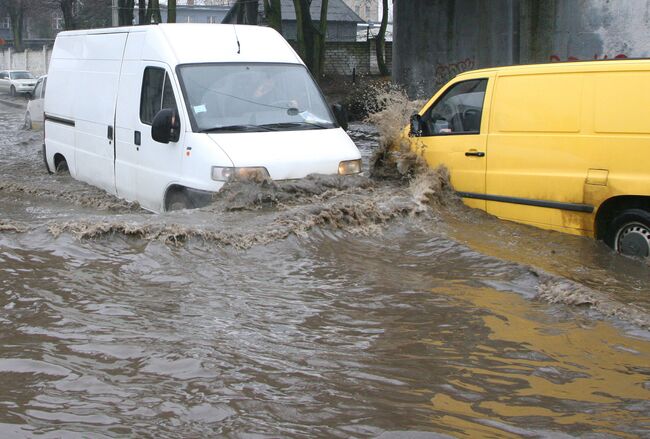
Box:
[15, 84, 36, 93]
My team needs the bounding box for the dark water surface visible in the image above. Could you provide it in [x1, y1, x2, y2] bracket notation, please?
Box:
[1, 104, 649, 438]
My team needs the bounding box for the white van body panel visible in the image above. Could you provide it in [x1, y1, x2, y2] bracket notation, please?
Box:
[44, 24, 360, 212]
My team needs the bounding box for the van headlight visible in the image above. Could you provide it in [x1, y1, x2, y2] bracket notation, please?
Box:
[338, 159, 361, 175]
[211, 166, 270, 182]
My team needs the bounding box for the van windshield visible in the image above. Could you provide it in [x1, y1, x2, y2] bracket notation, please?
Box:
[178, 63, 337, 133]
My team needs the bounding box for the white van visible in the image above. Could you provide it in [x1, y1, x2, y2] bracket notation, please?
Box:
[43, 24, 361, 212]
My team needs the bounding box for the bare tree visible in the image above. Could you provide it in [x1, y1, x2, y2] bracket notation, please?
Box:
[167, 0, 176, 22]
[118, 0, 134, 26]
[222, 0, 259, 25]
[145, 0, 161, 23]
[293, 0, 328, 78]
[263, 0, 281, 33]
[138, 0, 145, 24]
[0, 0, 26, 50]
[60, 0, 79, 28]
[375, 0, 388, 76]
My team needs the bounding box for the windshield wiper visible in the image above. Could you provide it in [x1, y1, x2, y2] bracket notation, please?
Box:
[259, 121, 334, 130]
[200, 124, 276, 133]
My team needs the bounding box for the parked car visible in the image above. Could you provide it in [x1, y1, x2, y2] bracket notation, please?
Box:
[0, 70, 38, 97]
[408, 59, 650, 258]
[24, 75, 47, 130]
[44, 24, 360, 213]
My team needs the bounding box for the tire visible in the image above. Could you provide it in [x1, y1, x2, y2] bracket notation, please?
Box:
[10, 85, 16, 97]
[166, 190, 194, 212]
[55, 159, 69, 174]
[24, 112, 32, 130]
[604, 209, 650, 258]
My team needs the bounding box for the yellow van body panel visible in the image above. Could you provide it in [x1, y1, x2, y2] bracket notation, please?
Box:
[409, 60, 650, 239]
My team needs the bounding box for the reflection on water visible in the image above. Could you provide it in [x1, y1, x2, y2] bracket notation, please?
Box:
[1, 104, 649, 437]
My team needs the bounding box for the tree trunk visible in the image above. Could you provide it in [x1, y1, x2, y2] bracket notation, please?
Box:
[8, 5, 23, 52]
[118, 0, 135, 26]
[138, 0, 146, 24]
[293, 0, 328, 78]
[167, 0, 176, 23]
[263, 0, 282, 34]
[313, 0, 328, 79]
[244, 0, 258, 25]
[293, 0, 312, 72]
[145, 0, 161, 24]
[375, 0, 389, 76]
[60, 0, 77, 30]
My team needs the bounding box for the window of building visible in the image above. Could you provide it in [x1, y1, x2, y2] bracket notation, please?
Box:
[0, 16, 10, 29]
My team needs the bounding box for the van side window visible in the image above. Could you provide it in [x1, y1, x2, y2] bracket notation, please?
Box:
[421, 79, 487, 136]
[140, 67, 178, 125]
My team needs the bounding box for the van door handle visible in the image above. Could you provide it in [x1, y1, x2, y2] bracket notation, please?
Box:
[465, 151, 485, 157]
[134, 131, 141, 146]
[107, 125, 113, 141]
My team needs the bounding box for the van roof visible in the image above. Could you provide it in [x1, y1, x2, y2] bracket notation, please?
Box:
[457, 58, 650, 77]
[54, 24, 303, 66]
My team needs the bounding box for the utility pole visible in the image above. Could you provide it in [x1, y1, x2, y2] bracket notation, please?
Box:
[112, 0, 119, 27]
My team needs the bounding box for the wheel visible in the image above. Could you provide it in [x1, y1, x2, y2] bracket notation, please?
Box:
[10, 85, 16, 97]
[605, 209, 650, 258]
[24, 112, 32, 130]
[166, 190, 194, 212]
[55, 159, 69, 174]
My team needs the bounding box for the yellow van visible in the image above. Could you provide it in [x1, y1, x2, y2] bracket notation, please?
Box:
[408, 59, 650, 258]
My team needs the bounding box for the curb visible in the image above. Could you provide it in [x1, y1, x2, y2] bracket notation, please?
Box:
[0, 98, 27, 110]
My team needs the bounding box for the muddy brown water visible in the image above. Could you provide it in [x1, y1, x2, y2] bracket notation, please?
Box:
[1, 103, 649, 438]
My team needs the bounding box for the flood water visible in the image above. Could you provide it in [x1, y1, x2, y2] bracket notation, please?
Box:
[1, 102, 649, 438]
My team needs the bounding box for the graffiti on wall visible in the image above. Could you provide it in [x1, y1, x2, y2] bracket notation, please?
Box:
[550, 53, 628, 62]
[434, 58, 476, 89]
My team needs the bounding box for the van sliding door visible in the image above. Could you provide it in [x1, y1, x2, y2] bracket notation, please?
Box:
[72, 33, 128, 195]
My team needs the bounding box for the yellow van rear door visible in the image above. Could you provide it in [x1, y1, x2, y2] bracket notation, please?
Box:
[416, 77, 493, 210]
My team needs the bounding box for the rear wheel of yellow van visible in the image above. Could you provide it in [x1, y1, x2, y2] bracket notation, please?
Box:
[605, 209, 650, 258]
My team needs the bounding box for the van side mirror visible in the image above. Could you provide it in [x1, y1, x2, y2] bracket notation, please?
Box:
[152, 108, 180, 144]
[410, 113, 423, 137]
[332, 103, 348, 131]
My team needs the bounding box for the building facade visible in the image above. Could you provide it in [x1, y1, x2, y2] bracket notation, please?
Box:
[342, 0, 379, 22]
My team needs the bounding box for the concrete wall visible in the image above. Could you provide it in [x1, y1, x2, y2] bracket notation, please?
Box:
[394, 0, 650, 97]
[0, 46, 51, 77]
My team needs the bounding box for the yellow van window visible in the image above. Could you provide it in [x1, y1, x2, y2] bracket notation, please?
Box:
[419, 79, 487, 136]
[594, 72, 650, 134]
[493, 74, 583, 133]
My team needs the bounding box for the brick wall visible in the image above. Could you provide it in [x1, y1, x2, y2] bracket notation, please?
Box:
[323, 41, 392, 76]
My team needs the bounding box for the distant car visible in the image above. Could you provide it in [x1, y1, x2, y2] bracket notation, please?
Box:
[0, 70, 37, 97]
[25, 75, 46, 130]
